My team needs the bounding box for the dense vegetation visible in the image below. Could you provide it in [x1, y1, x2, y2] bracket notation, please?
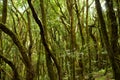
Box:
[0, 0, 120, 80]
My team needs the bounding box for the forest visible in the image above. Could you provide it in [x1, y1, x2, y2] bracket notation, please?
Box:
[0, 0, 120, 80]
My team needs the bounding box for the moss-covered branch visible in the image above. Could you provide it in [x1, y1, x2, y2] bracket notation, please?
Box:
[0, 23, 35, 80]
[0, 23, 29, 67]
[0, 54, 20, 80]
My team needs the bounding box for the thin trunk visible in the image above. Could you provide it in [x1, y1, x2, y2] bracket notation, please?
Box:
[27, 11, 33, 62]
[40, 0, 58, 80]
[2, 0, 7, 24]
[26, 11, 35, 80]
[86, 0, 92, 79]
[74, 0, 84, 79]
[66, 0, 76, 79]
[36, 42, 41, 80]
[75, 0, 85, 46]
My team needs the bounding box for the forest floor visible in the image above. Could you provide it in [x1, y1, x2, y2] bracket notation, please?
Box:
[92, 69, 114, 80]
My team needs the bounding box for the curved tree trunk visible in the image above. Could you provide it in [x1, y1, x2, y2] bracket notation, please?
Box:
[27, 0, 62, 80]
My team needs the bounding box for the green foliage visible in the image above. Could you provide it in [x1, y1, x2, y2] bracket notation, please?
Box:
[0, 0, 119, 80]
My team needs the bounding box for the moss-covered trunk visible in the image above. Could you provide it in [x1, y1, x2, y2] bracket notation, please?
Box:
[95, 0, 120, 79]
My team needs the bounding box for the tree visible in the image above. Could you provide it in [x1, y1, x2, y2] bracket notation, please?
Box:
[95, 0, 120, 79]
[27, 0, 62, 80]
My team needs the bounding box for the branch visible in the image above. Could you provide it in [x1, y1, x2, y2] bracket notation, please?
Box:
[27, 11, 33, 61]
[0, 54, 20, 80]
[11, 0, 27, 24]
[27, 0, 55, 65]
[0, 23, 30, 67]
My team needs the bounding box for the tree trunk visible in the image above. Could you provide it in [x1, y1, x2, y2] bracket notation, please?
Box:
[95, 0, 120, 79]
[27, 0, 62, 80]
[106, 0, 120, 79]
[40, 0, 60, 80]
[74, 0, 85, 46]
[86, 0, 93, 79]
